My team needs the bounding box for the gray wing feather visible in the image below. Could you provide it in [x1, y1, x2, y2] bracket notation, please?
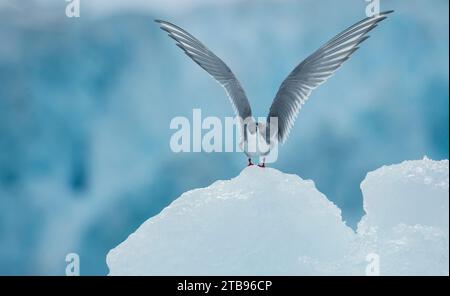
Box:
[156, 20, 252, 119]
[267, 11, 393, 143]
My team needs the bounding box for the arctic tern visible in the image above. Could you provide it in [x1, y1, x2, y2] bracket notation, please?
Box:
[156, 11, 393, 167]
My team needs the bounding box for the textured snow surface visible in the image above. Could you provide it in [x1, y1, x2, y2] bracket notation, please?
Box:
[107, 158, 449, 275]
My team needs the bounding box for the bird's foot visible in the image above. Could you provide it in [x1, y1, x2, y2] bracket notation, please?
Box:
[258, 157, 266, 168]
[247, 158, 254, 166]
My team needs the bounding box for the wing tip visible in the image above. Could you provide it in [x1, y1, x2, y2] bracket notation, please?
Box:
[376, 10, 394, 19]
[154, 19, 168, 26]
[154, 19, 176, 31]
[155, 19, 169, 31]
[367, 10, 394, 21]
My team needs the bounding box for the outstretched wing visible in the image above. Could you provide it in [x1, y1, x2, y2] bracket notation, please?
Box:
[267, 11, 393, 143]
[156, 20, 252, 120]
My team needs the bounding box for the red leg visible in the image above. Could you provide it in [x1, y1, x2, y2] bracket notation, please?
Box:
[247, 158, 253, 166]
[258, 158, 266, 168]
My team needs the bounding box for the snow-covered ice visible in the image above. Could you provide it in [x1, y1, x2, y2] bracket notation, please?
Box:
[354, 157, 449, 275]
[107, 158, 449, 276]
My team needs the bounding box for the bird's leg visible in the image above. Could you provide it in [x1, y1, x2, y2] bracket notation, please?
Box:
[247, 158, 253, 166]
[258, 158, 266, 168]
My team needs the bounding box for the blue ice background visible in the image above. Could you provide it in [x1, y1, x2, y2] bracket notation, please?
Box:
[0, 0, 448, 274]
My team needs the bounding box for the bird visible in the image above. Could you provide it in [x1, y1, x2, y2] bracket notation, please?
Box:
[156, 11, 393, 167]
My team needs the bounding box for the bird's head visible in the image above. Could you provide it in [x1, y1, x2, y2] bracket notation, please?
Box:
[256, 121, 266, 133]
[248, 121, 266, 134]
